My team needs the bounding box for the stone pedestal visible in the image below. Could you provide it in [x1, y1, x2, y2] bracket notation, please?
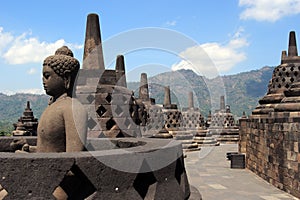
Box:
[193, 129, 219, 146]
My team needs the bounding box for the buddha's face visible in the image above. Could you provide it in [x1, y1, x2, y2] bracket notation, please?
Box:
[42, 65, 66, 97]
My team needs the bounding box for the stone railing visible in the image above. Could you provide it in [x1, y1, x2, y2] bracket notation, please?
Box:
[0, 137, 191, 199]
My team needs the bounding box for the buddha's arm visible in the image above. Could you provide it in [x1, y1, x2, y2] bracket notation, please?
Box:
[64, 103, 88, 152]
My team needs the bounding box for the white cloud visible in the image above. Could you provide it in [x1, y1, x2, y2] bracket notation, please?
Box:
[239, 0, 300, 22]
[0, 27, 82, 65]
[3, 33, 66, 64]
[172, 28, 248, 78]
[27, 68, 37, 75]
[165, 20, 177, 27]
[0, 27, 14, 54]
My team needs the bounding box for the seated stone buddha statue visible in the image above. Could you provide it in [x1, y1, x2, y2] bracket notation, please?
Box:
[37, 46, 87, 152]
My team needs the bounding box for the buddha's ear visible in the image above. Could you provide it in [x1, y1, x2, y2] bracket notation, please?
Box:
[63, 70, 71, 89]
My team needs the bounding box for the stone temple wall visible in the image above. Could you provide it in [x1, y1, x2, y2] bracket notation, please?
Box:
[239, 115, 300, 198]
[239, 31, 300, 198]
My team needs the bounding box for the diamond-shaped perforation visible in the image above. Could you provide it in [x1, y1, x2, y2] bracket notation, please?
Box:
[116, 131, 125, 137]
[87, 118, 97, 129]
[133, 160, 157, 199]
[105, 94, 112, 103]
[96, 105, 107, 117]
[86, 94, 95, 104]
[106, 118, 116, 130]
[53, 164, 96, 199]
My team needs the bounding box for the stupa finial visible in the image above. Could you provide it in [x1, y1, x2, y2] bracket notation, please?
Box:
[288, 31, 298, 57]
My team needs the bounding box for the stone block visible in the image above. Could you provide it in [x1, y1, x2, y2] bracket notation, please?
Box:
[230, 154, 245, 169]
[0, 153, 74, 199]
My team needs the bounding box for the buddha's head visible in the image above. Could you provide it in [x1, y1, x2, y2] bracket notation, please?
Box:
[42, 46, 80, 98]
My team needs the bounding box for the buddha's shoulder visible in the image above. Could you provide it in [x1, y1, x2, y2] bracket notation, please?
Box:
[55, 97, 86, 111]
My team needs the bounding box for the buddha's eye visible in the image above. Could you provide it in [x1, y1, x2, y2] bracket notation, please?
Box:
[43, 73, 50, 79]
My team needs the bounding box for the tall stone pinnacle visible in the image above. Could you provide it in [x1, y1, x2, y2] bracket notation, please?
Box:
[288, 31, 298, 57]
[26, 101, 31, 110]
[242, 111, 247, 118]
[83, 13, 105, 70]
[115, 55, 127, 87]
[163, 86, 171, 107]
[281, 50, 287, 63]
[23, 101, 34, 117]
[188, 91, 194, 109]
[139, 73, 149, 101]
[220, 96, 225, 111]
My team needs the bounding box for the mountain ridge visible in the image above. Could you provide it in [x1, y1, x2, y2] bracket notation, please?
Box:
[128, 66, 274, 116]
[0, 66, 274, 133]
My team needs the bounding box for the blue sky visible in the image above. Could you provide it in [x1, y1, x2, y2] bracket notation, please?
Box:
[0, 0, 300, 94]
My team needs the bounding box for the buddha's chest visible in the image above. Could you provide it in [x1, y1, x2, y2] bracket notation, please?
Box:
[38, 106, 66, 143]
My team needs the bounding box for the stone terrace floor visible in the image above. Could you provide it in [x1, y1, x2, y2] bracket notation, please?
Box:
[185, 144, 299, 200]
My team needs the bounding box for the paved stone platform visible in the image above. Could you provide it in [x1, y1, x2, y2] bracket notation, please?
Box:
[185, 144, 298, 200]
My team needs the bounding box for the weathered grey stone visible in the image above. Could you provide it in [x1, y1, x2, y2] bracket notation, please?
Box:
[209, 96, 239, 143]
[0, 153, 74, 199]
[115, 55, 127, 88]
[253, 31, 300, 116]
[163, 86, 171, 107]
[139, 73, 150, 101]
[240, 31, 300, 199]
[82, 13, 105, 70]
[0, 137, 192, 199]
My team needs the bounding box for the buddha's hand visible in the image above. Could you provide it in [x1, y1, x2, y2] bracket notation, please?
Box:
[10, 138, 27, 152]
[22, 144, 37, 153]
